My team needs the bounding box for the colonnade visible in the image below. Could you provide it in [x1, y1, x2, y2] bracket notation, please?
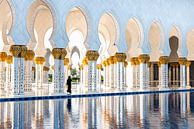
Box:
[0, 45, 192, 96]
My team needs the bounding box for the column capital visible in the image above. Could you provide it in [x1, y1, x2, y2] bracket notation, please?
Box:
[86, 50, 99, 61]
[82, 57, 88, 65]
[158, 62, 161, 67]
[148, 62, 151, 68]
[159, 56, 169, 64]
[178, 57, 187, 65]
[108, 56, 115, 64]
[186, 61, 191, 67]
[130, 57, 139, 65]
[34, 57, 45, 65]
[80, 64, 84, 70]
[115, 53, 126, 62]
[64, 58, 69, 65]
[52, 48, 67, 60]
[32, 67, 35, 71]
[10, 45, 27, 58]
[6, 55, 13, 64]
[138, 54, 150, 63]
[97, 64, 102, 69]
[25, 50, 35, 61]
[43, 66, 49, 71]
[0, 52, 7, 62]
[124, 61, 128, 67]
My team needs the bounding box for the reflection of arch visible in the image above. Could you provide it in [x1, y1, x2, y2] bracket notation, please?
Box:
[71, 46, 80, 59]
[125, 17, 143, 57]
[66, 7, 88, 45]
[98, 12, 119, 55]
[149, 21, 164, 61]
[27, 0, 54, 48]
[169, 36, 179, 62]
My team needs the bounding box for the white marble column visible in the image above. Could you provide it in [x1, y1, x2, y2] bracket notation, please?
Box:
[130, 58, 137, 89]
[97, 64, 102, 89]
[136, 62, 140, 88]
[64, 58, 69, 85]
[138, 54, 150, 90]
[114, 61, 117, 88]
[179, 58, 187, 88]
[115, 53, 126, 91]
[172, 65, 176, 85]
[186, 61, 191, 88]
[43, 66, 49, 84]
[124, 61, 128, 87]
[24, 50, 35, 94]
[148, 62, 151, 87]
[32, 67, 35, 83]
[169, 66, 171, 86]
[176, 64, 179, 86]
[10, 45, 27, 96]
[86, 50, 99, 92]
[52, 48, 67, 94]
[6, 55, 12, 96]
[159, 56, 169, 90]
[83, 57, 88, 87]
[34, 57, 45, 90]
[0, 52, 7, 96]
[158, 63, 161, 86]
[108, 56, 115, 88]
[79, 65, 84, 86]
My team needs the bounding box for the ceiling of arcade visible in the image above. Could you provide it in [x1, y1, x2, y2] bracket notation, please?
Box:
[1, 0, 194, 65]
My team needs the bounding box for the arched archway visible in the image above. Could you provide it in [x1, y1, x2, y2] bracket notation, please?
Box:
[98, 12, 119, 59]
[125, 18, 143, 58]
[149, 22, 164, 62]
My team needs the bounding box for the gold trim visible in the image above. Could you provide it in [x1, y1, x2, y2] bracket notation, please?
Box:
[178, 57, 187, 65]
[138, 54, 150, 63]
[10, 45, 27, 58]
[0, 52, 7, 62]
[159, 56, 169, 64]
[6, 55, 12, 64]
[25, 50, 35, 61]
[86, 50, 99, 61]
[52, 48, 67, 60]
[34, 57, 45, 65]
[115, 53, 126, 62]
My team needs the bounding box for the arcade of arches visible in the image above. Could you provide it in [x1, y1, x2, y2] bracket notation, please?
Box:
[0, 0, 194, 96]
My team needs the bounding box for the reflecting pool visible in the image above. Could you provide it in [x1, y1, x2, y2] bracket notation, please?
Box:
[0, 92, 194, 128]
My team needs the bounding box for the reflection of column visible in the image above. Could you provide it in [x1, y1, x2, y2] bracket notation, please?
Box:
[64, 58, 69, 84]
[6, 55, 12, 96]
[10, 45, 27, 95]
[159, 56, 169, 90]
[54, 100, 64, 129]
[52, 48, 67, 93]
[86, 50, 99, 92]
[34, 57, 45, 89]
[0, 52, 7, 96]
[88, 98, 93, 129]
[179, 58, 187, 88]
[180, 92, 186, 118]
[13, 102, 24, 129]
[115, 53, 126, 90]
[159, 93, 169, 119]
[139, 94, 149, 127]
[24, 50, 35, 94]
[186, 61, 191, 88]
[138, 54, 150, 90]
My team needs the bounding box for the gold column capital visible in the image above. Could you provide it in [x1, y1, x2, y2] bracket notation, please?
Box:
[158, 62, 161, 67]
[148, 62, 151, 68]
[52, 48, 67, 60]
[82, 57, 88, 65]
[115, 53, 126, 62]
[64, 58, 69, 65]
[130, 57, 138, 65]
[34, 57, 45, 65]
[138, 54, 150, 63]
[108, 56, 115, 64]
[124, 61, 128, 67]
[6, 55, 12, 64]
[0, 52, 7, 62]
[10, 45, 27, 58]
[97, 64, 102, 69]
[159, 56, 169, 64]
[186, 61, 191, 67]
[43, 66, 49, 71]
[25, 50, 35, 61]
[178, 57, 187, 65]
[32, 67, 35, 71]
[86, 50, 99, 61]
[80, 64, 84, 70]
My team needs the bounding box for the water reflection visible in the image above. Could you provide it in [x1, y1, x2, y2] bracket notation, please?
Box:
[0, 92, 194, 128]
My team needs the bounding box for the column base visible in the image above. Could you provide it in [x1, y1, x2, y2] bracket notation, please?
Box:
[186, 86, 191, 89]
[159, 87, 170, 91]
